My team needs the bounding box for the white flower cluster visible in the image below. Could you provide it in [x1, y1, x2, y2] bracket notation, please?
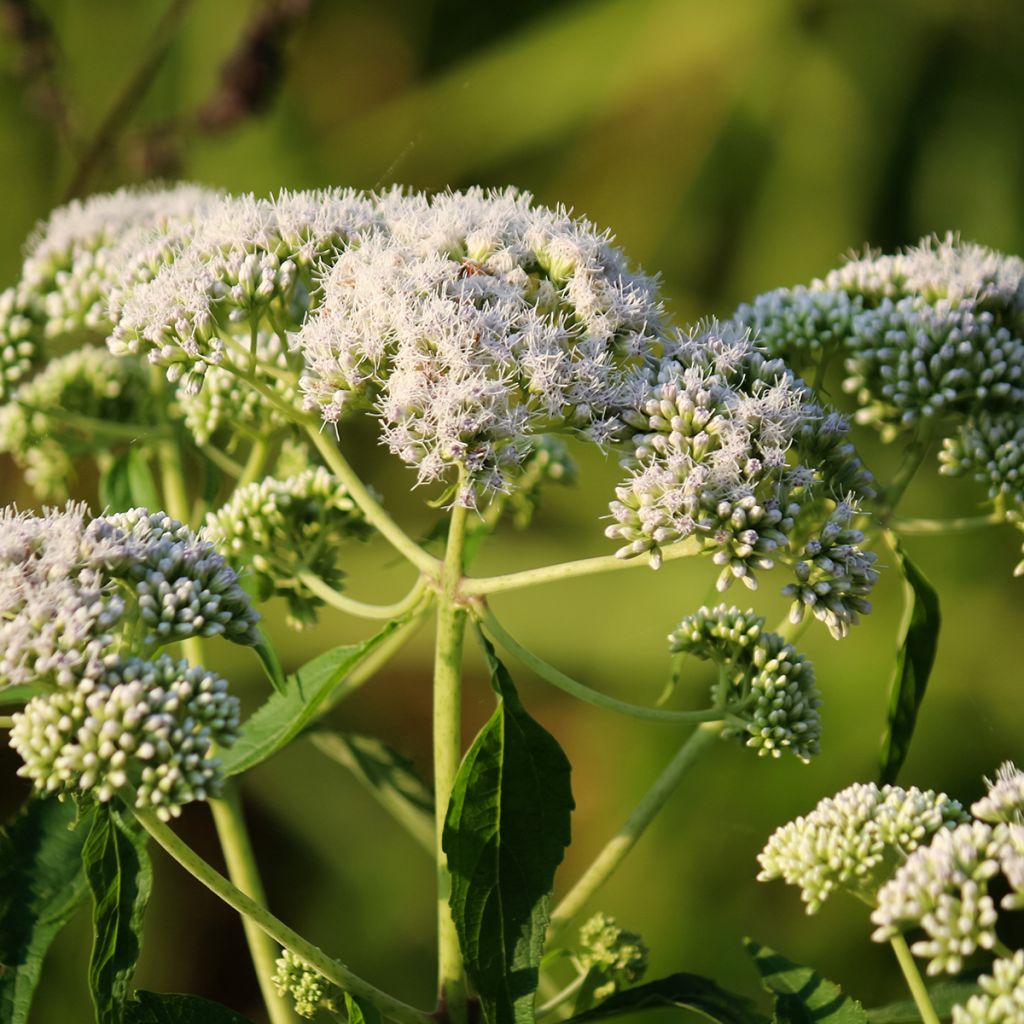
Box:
[204, 467, 371, 628]
[297, 187, 665, 502]
[669, 604, 821, 761]
[871, 820, 1024, 975]
[735, 235, 1024, 573]
[952, 951, 1024, 1024]
[272, 951, 339, 1019]
[0, 346, 149, 499]
[2, 504, 257, 816]
[577, 913, 649, 1000]
[0, 285, 41, 403]
[757, 782, 968, 913]
[608, 323, 877, 638]
[973, 762, 1024, 825]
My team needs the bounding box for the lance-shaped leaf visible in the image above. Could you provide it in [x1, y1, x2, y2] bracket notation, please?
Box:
[309, 730, 435, 853]
[563, 973, 769, 1024]
[0, 796, 95, 1024]
[744, 939, 867, 1024]
[125, 992, 256, 1023]
[443, 632, 574, 1024]
[84, 808, 153, 1024]
[878, 535, 941, 786]
[222, 623, 398, 777]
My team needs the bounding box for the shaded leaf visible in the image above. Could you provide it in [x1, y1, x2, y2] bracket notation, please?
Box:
[879, 535, 941, 785]
[309, 730, 434, 852]
[100, 448, 159, 514]
[0, 797, 95, 1024]
[0, 684, 44, 707]
[564, 973, 769, 1024]
[125, 991, 256, 1024]
[866, 978, 980, 1023]
[442, 631, 574, 1024]
[84, 808, 153, 1024]
[344, 992, 383, 1024]
[252, 634, 287, 695]
[744, 939, 867, 1024]
[221, 623, 398, 777]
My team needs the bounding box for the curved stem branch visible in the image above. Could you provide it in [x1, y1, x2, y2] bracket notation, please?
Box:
[890, 512, 1003, 535]
[296, 571, 430, 622]
[547, 721, 724, 939]
[134, 809, 434, 1024]
[461, 538, 702, 597]
[475, 604, 723, 724]
[888, 935, 941, 1024]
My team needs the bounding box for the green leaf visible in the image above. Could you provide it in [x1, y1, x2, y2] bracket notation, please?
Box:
[744, 939, 867, 1024]
[878, 535, 941, 786]
[99, 448, 160, 514]
[442, 631, 574, 1024]
[0, 796, 95, 1024]
[84, 808, 153, 1024]
[221, 623, 399, 777]
[563, 973, 769, 1024]
[125, 991, 256, 1024]
[866, 979, 979, 1023]
[252, 634, 287, 695]
[344, 992, 383, 1024]
[309, 730, 435, 852]
[0, 684, 44, 707]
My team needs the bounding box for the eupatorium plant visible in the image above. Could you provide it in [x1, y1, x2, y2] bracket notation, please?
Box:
[0, 186, 1019, 1024]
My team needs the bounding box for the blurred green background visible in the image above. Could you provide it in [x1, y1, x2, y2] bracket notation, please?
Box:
[1, 0, 1023, 1020]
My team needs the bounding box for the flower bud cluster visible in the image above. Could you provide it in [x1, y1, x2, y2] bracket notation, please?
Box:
[0, 285, 42, 403]
[607, 322, 876, 638]
[757, 782, 968, 913]
[577, 913, 649, 999]
[871, 820, 1024, 975]
[297, 187, 665, 503]
[204, 468, 371, 628]
[669, 605, 821, 761]
[973, 762, 1024, 825]
[952, 951, 1024, 1024]
[272, 951, 339, 1019]
[2, 504, 256, 816]
[0, 346, 150, 499]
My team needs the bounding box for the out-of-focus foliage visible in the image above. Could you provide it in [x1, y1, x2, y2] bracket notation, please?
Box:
[1, 0, 1022, 1021]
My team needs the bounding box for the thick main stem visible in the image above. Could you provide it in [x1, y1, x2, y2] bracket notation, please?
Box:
[135, 809, 433, 1024]
[433, 502, 469, 1022]
[547, 721, 723, 939]
[889, 935, 941, 1024]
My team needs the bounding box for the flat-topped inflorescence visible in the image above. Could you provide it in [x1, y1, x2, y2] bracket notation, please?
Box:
[951, 951, 1024, 1024]
[1, 503, 255, 817]
[871, 820, 1024, 975]
[757, 782, 968, 913]
[669, 605, 821, 761]
[607, 321, 877, 638]
[204, 467, 372, 628]
[0, 346, 150, 499]
[296, 186, 666, 504]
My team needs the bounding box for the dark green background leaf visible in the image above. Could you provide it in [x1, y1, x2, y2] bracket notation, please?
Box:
[442, 632, 574, 1024]
[0, 797, 95, 1024]
[84, 808, 153, 1024]
[344, 992, 383, 1024]
[252, 635, 287, 695]
[309, 730, 435, 852]
[744, 939, 867, 1024]
[878, 535, 941, 786]
[125, 991, 256, 1024]
[99, 448, 159, 514]
[564, 972, 769, 1024]
[221, 624, 397, 777]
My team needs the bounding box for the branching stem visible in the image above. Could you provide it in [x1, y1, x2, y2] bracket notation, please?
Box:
[296, 571, 430, 621]
[888, 935, 941, 1024]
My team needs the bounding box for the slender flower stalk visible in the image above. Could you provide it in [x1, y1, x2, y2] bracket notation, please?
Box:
[547, 721, 724, 939]
[888, 935, 941, 1024]
[296, 571, 430, 622]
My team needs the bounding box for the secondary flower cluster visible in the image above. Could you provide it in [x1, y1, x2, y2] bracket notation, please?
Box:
[735, 234, 1024, 572]
[668, 604, 821, 761]
[576, 913, 649, 1000]
[3, 504, 258, 817]
[204, 467, 372, 628]
[297, 187, 665, 502]
[760, 764, 1024, 1017]
[609, 323, 877, 638]
[272, 951, 340, 1020]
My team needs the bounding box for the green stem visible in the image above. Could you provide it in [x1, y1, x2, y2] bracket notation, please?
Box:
[889, 935, 941, 1024]
[210, 788, 299, 1024]
[461, 537, 702, 597]
[199, 443, 245, 479]
[536, 972, 587, 1018]
[19, 404, 172, 441]
[0, 716, 13, 728]
[433, 501, 470, 1021]
[134, 809, 434, 1024]
[296, 571, 430, 622]
[475, 604, 724, 724]
[891, 511, 1003, 534]
[547, 721, 724, 939]
[237, 435, 272, 490]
